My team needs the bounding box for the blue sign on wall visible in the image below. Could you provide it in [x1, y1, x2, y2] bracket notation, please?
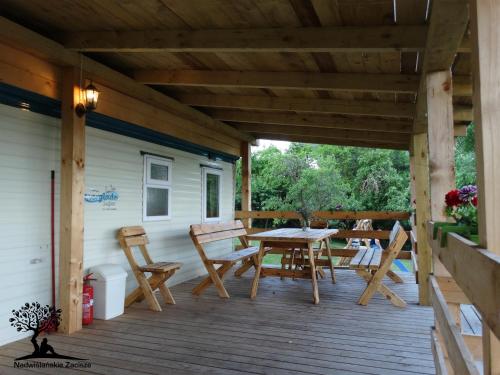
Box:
[84, 185, 119, 210]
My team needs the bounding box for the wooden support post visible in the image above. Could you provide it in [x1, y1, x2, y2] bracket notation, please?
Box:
[409, 153, 417, 228]
[412, 133, 432, 305]
[426, 71, 458, 346]
[240, 141, 251, 228]
[427, 70, 456, 222]
[59, 67, 85, 334]
[470, 1, 500, 373]
[426, 70, 456, 279]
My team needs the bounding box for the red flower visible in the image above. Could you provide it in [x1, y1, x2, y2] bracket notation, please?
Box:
[472, 196, 478, 207]
[445, 189, 461, 207]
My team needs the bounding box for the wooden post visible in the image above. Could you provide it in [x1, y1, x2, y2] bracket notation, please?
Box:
[240, 141, 251, 228]
[412, 133, 432, 305]
[409, 153, 417, 227]
[59, 67, 85, 334]
[426, 70, 456, 281]
[470, 1, 500, 373]
[426, 70, 456, 222]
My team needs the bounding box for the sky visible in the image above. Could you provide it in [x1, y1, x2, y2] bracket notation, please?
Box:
[251, 140, 290, 152]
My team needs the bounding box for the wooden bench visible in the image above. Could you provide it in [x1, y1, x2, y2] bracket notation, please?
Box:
[350, 221, 408, 307]
[117, 226, 182, 311]
[189, 220, 268, 298]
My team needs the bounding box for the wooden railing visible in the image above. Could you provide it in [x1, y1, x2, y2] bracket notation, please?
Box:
[235, 210, 412, 261]
[427, 222, 500, 375]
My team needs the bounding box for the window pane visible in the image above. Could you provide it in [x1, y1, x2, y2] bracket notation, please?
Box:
[206, 173, 220, 218]
[150, 163, 169, 182]
[147, 187, 169, 217]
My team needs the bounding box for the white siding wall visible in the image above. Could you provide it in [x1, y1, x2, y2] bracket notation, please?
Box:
[0, 103, 235, 345]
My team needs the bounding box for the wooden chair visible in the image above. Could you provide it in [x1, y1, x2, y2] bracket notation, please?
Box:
[189, 220, 268, 298]
[117, 226, 182, 311]
[349, 221, 408, 307]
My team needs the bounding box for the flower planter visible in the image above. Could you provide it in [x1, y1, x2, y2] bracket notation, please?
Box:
[432, 222, 478, 247]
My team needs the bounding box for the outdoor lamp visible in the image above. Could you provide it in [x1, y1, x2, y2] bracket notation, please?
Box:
[75, 81, 99, 117]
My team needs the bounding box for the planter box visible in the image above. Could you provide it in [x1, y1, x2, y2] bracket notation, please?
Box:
[432, 222, 478, 246]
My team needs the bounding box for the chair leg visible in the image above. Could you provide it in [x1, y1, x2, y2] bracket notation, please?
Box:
[355, 269, 406, 307]
[387, 270, 404, 283]
[377, 284, 406, 307]
[193, 262, 231, 298]
[135, 272, 162, 311]
[158, 283, 176, 305]
[126, 273, 158, 306]
[234, 257, 254, 277]
[155, 272, 176, 305]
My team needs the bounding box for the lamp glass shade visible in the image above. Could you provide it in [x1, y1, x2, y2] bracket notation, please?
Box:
[84, 83, 99, 111]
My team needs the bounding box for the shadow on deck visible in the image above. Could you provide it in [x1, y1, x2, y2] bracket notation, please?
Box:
[0, 270, 435, 375]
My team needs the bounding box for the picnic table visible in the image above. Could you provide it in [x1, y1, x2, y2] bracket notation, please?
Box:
[247, 227, 338, 304]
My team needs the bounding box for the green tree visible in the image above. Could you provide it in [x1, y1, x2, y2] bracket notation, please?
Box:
[455, 123, 476, 187]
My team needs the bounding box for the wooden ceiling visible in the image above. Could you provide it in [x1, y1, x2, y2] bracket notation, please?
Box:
[0, 0, 471, 150]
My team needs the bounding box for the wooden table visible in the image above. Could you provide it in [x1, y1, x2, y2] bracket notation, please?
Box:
[247, 228, 338, 304]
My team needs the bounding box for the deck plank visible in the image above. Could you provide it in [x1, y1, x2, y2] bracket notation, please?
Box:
[0, 270, 434, 375]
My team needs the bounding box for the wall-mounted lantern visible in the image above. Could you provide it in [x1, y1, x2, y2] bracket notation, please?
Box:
[75, 81, 99, 117]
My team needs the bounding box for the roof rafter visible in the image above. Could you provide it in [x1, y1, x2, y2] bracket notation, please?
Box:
[63, 25, 429, 53]
[179, 94, 416, 118]
[249, 133, 409, 151]
[180, 93, 473, 121]
[232, 123, 411, 144]
[212, 110, 413, 133]
[135, 70, 421, 94]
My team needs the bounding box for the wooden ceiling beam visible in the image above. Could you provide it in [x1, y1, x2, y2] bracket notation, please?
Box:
[0, 17, 254, 147]
[248, 133, 409, 151]
[182, 93, 474, 121]
[178, 94, 416, 118]
[212, 110, 413, 133]
[413, 0, 470, 133]
[232, 123, 411, 144]
[135, 70, 421, 94]
[63, 26, 428, 53]
[454, 105, 473, 122]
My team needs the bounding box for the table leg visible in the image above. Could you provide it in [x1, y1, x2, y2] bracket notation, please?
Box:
[307, 242, 320, 304]
[250, 241, 266, 299]
[325, 238, 336, 283]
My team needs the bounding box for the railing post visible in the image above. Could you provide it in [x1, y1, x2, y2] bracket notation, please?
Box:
[240, 141, 251, 228]
[411, 133, 431, 305]
[470, 0, 500, 373]
[59, 67, 85, 334]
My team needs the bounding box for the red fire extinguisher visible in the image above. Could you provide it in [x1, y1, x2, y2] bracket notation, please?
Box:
[82, 273, 95, 325]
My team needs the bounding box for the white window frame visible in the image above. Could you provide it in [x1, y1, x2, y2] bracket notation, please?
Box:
[201, 167, 223, 223]
[143, 155, 172, 221]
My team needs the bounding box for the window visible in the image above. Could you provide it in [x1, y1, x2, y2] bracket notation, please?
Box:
[202, 167, 222, 222]
[143, 155, 172, 221]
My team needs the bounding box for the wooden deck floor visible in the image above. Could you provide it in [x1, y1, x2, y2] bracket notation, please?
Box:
[0, 270, 435, 375]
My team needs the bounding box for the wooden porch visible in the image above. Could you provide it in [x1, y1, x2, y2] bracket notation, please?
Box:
[0, 270, 435, 375]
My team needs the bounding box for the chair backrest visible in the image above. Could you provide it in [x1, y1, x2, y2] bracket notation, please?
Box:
[386, 221, 408, 259]
[190, 220, 248, 244]
[117, 226, 154, 268]
[369, 221, 408, 281]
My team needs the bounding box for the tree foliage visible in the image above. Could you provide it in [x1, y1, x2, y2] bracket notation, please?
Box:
[236, 143, 411, 214]
[236, 125, 476, 225]
[455, 123, 476, 187]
